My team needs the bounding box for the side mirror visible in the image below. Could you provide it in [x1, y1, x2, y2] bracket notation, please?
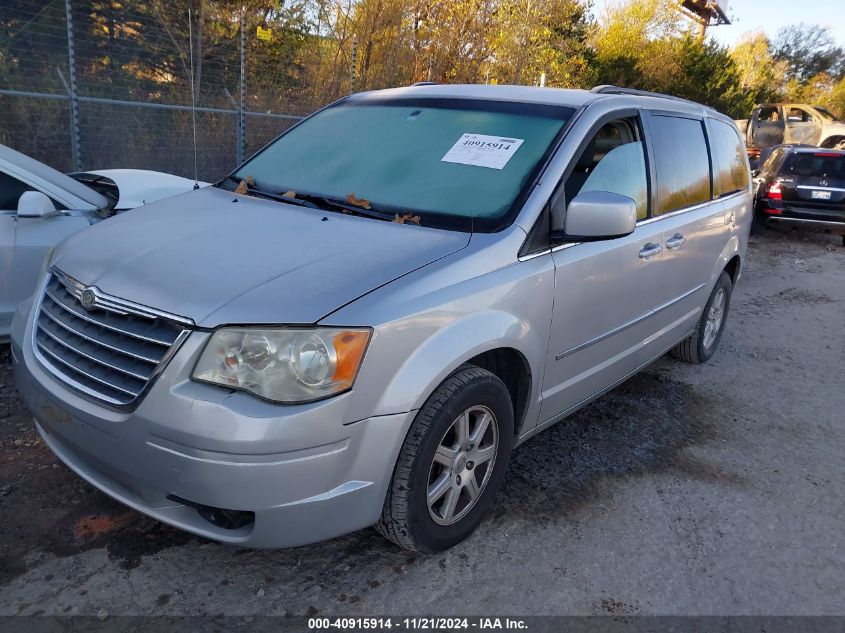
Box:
[553, 190, 637, 242]
[17, 191, 58, 218]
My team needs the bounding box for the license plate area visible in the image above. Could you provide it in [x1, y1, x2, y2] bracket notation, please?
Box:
[811, 190, 832, 200]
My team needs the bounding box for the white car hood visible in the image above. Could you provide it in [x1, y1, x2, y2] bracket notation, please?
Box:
[85, 169, 209, 209]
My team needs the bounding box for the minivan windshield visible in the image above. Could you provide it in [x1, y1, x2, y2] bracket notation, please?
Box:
[229, 97, 574, 231]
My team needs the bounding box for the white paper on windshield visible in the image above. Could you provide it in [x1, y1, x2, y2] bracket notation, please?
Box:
[441, 133, 525, 170]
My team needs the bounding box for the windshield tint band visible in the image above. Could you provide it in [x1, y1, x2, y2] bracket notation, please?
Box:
[343, 95, 576, 119]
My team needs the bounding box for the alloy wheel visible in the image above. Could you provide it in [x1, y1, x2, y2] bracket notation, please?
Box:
[703, 287, 726, 349]
[426, 405, 499, 526]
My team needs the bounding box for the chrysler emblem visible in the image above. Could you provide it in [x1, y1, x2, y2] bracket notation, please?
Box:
[80, 288, 96, 309]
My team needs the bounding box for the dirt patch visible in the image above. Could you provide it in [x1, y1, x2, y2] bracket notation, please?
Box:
[0, 347, 197, 584]
[735, 287, 836, 317]
[497, 371, 736, 524]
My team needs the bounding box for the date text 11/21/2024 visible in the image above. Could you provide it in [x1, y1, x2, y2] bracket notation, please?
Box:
[307, 617, 529, 630]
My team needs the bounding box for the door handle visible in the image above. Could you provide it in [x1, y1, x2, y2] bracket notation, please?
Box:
[665, 233, 686, 249]
[638, 242, 662, 259]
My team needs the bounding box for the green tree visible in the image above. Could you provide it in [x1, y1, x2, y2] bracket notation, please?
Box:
[729, 31, 787, 105]
[772, 23, 844, 84]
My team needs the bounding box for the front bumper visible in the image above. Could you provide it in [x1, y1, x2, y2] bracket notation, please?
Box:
[11, 308, 412, 548]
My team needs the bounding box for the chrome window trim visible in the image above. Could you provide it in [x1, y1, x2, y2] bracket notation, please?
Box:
[31, 270, 194, 412]
[517, 191, 746, 262]
[637, 196, 725, 225]
[554, 282, 705, 360]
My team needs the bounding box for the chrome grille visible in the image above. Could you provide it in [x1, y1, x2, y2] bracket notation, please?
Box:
[33, 270, 192, 408]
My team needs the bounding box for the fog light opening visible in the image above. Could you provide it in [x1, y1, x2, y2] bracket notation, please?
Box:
[167, 494, 255, 530]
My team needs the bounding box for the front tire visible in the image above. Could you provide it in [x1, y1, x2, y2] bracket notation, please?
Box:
[376, 365, 514, 552]
[671, 272, 733, 364]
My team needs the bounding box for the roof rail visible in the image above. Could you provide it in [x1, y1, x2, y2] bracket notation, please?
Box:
[411, 81, 438, 86]
[591, 85, 713, 110]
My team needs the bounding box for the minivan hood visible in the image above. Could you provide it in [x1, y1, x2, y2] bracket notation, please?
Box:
[51, 186, 470, 326]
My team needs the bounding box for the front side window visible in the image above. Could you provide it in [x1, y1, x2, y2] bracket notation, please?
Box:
[0, 172, 34, 211]
[758, 107, 780, 122]
[230, 98, 574, 231]
[710, 119, 750, 196]
[650, 115, 711, 215]
[563, 119, 648, 220]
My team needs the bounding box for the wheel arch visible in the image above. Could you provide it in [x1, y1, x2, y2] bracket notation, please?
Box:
[365, 310, 543, 436]
[709, 234, 742, 289]
[821, 135, 845, 149]
[463, 347, 532, 436]
[723, 253, 741, 284]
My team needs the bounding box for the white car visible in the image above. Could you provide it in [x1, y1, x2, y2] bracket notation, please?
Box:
[0, 143, 206, 341]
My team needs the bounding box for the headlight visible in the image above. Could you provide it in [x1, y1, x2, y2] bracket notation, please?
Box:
[192, 327, 371, 403]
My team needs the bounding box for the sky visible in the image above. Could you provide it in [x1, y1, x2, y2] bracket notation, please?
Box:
[591, 0, 845, 48]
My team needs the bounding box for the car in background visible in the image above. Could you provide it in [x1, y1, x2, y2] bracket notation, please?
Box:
[736, 104, 845, 166]
[752, 144, 845, 245]
[0, 144, 207, 341]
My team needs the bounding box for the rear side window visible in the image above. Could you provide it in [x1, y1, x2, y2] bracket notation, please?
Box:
[649, 115, 711, 215]
[710, 119, 749, 196]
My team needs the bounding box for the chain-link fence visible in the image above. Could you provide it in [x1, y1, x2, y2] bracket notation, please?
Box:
[0, 0, 357, 181]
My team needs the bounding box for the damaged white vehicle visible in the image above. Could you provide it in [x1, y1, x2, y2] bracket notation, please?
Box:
[0, 144, 206, 341]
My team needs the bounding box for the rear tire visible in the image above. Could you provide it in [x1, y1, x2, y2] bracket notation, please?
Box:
[376, 365, 514, 552]
[671, 272, 732, 364]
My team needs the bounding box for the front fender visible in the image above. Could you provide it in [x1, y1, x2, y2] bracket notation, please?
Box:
[374, 309, 540, 420]
[326, 238, 555, 430]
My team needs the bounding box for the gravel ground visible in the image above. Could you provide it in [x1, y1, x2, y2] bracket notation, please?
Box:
[0, 229, 843, 617]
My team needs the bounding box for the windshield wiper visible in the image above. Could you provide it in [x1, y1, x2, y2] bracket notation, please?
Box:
[220, 177, 401, 222]
[289, 193, 397, 222]
[220, 176, 321, 209]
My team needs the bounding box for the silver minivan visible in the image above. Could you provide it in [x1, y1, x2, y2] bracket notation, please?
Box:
[11, 84, 751, 552]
